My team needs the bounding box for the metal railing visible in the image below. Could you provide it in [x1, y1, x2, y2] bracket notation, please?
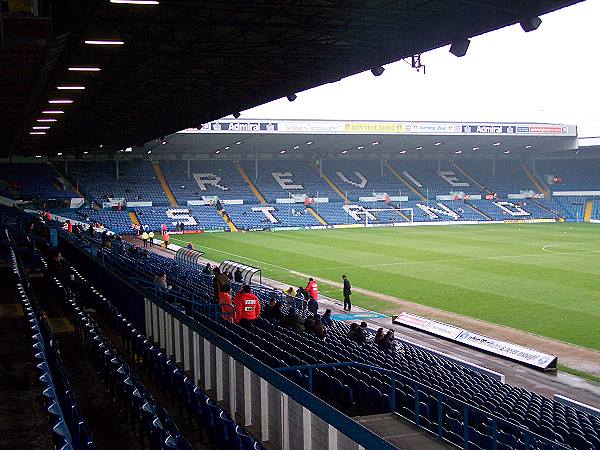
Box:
[275, 361, 572, 450]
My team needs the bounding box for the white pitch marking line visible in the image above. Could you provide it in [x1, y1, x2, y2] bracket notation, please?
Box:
[269, 233, 300, 239]
[541, 243, 600, 255]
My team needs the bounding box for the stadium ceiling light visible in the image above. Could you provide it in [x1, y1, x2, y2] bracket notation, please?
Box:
[68, 67, 101, 72]
[293, 145, 300, 149]
[449, 38, 470, 57]
[33, 126, 50, 130]
[472, 146, 479, 150]
[37, 118, 57, 122]
[493, 142, 501, 146]
[224, 146, 230, 149]
[399, 150, 407, 154]
[280, 150, 286, 154]
[434, 142, 442, 146]
[215, 150, 221, 154]
[147, 150, 152, 154]
[83, 151, 89, 154]
[306, 141, 313, 145]
[520, 16, 542, 32]
[286, 93, 297, 102]
[232, 112, 241, 119]
[235, 141, 242, 145]
[42, 110, 64, 114]
[48, 100, 73, 104]
[57, 152, 63, 156]
[372, 141, 379, 146]
[504, 150, 510, 154]
[57, 86, 85, 90]
[357, 146, 364, 150]
[110, 0, 159, 4]
[454, 150, 462, 154]
[370, 66, 385, 77]
[525, 145, 532, 149]
[35, 155, 42, 158]
[99, 144, 103, 148]
[341, 150, 348, 154]
[30, 132, 46, 135]
[84, 40, 125, 45]
[124, 147, 133, 152]
[416, 146, 422, 150]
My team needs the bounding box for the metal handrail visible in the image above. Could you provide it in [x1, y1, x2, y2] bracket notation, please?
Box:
[275, 361, 571, 450]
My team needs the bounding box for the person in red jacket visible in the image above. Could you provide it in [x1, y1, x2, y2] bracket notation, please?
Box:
[306, 277, 319, 301]
[219, 284, 235, 323]
[234, 284, 261, 327]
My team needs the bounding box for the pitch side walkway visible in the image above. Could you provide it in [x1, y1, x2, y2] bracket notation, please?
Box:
[131, 237, 600, 410]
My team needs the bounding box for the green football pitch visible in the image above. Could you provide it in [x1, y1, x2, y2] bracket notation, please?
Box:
[170, 223, 600, 351]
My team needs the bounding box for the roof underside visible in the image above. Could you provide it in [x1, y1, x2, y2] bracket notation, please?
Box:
[0, 0, 583, 157]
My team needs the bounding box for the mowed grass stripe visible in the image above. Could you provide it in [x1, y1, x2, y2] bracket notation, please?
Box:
[177, 223, 600, 350]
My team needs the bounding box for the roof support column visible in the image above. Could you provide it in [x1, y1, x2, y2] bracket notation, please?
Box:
[64, 156, 68, 175]
[319, 158, 322, 177]
[532, 158, 536, 176]
[492, 152, 496, 177]
[187, 152, 190, 180]
[380, 153, 383, 177]
[255, 152, 258, 180]
[116, 159, 119, 181]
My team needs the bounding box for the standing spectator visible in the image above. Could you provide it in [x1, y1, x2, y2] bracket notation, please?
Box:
[141, 230, 149, 247]
[307, 296, 319, 317]
[148, 230, 155, 246]
[51, 250, 66, 278]
[218, 284, 235, 322]
[306, 277, 318, 301]
[374, 328, 385, 345]
[201, 263, 211, 275]
[321, 309, 333, 327]
[342, 274, 352, 311]
[186, 242, 194, 250]
[162, 231, 170, 247]
[234, 284, 261, 327]
[212, 267, 230, 302]
[296, 286, 310, 302]
[153, 272, 171, 290]
[161, 223, 167, 235]
[234, 267, 243, 283]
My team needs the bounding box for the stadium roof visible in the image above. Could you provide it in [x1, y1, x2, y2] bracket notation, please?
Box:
[137, 118, 577, 158]
[1, 0, 582, 157]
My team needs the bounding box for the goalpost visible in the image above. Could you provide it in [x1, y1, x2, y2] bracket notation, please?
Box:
[362, 208, 414, 226]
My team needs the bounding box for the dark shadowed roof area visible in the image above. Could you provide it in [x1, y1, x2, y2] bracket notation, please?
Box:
[0, 0, 582, 156]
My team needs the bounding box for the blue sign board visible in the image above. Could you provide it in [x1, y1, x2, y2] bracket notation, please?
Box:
[331, 312, 387, 321]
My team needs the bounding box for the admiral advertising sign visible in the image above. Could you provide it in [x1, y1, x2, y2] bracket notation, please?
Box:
[393, 312, 557, 370]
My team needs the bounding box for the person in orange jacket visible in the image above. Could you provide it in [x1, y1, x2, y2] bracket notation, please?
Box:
[234, 284, 261, 327]
[306, 277, 319, 301]
[218, 284, 235, 323]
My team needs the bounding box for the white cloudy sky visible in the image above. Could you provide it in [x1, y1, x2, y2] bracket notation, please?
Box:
[241, 1, 599, 137]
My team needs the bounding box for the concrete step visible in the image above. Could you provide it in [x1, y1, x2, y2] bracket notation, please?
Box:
[354, 413, 453, 450]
